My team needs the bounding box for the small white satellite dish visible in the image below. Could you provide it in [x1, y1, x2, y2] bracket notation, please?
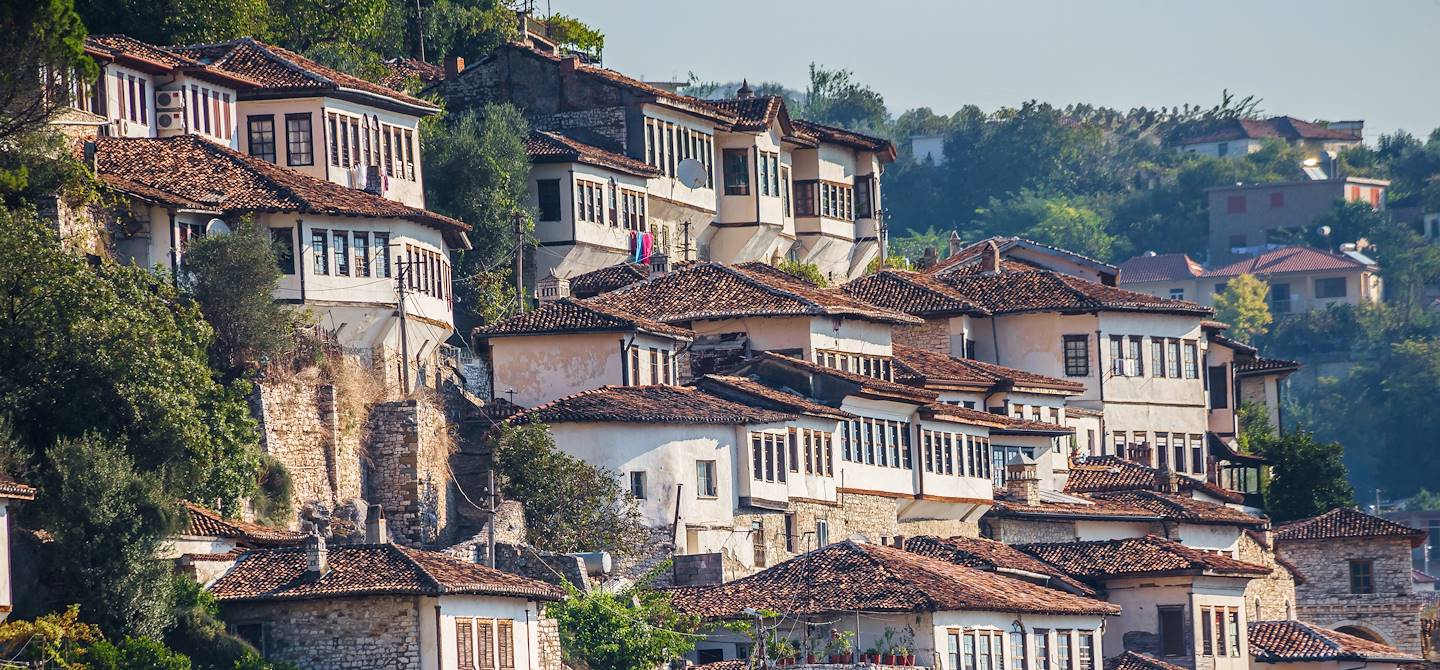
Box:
[205, 218, 231, 236]
[676, 158, 707, 189]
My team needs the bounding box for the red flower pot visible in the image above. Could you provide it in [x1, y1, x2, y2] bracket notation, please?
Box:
[883, 655, 896, 666]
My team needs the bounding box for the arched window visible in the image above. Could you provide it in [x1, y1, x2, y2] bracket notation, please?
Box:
[1009, 622, 1027, 670]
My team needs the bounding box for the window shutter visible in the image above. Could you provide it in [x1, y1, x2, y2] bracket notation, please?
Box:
[498, 620, 515, 670]
[457, 618, 476, 670]
[477, 619, 495, 669]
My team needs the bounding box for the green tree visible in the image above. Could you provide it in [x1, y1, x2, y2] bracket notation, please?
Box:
[1366, 218, 1440, 322]
[420, 0, 516, 64]
[544, 13, 604, 60]
[800, 64, 889, 134]
[89, 637, 193, 670]
[422, 104, 531, 329]
[1213, 274, 1273, 343]
[1254, 429, 1354, 523]
[1, 0, 95, 144]
[73, 0, 268, 46]
[489, 423, 645, 556]
[1406, 489, 1440, 512]
[181, 220, 296, 374]
[974, 191, 1119, 260]
[0, 605, 102, 669]
[547, 576, 699, 670]
[35, 434, 180, 639]
[775, 260, 828, 287]
[1235, 400, 1273, 454]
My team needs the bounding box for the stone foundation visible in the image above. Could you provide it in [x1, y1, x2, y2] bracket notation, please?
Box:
[221, 595, 422, 670]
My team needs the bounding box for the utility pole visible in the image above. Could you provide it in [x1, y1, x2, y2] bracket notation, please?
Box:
[681, 219, 693, 262]
[414, 0, 426, 62]
[394, 249, 412, 395]
[513, 212, 526, 315]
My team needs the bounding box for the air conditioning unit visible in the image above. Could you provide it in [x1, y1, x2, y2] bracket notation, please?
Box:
[155, 110, 184, 133]
[110, 118, 130, 136]
[155, 89, 185, 110]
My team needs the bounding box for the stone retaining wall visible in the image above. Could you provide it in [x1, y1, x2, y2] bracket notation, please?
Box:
[221, 595, 422, 670]
[368, 398, 455, 548]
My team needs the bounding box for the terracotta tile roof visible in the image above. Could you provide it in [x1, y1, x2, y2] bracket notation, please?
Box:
[791, 120, 896, 159]
[568, 262, 647, 297]
[86, 35, 261, 89]
[903, 535, 1095, 595]
[698, 375, 856, 420]
[939, 271, 1212, 317]
[1106, 651, 1192, 670]
[183, 503, 305, 546]
[380, 57, 446, 90]
[209, 542, 564, 602]
[0, 475, 35, 501]
[990, 492, 1164, 521]
[891, 344, 1084, 393]
[1065, 456, 1246, 504]
[748, 351, 938, 405]
[524, 130, 662, 177]
[1017, 535, 1271, 580]
[668, 541, 1118, 619]
[841, 269, 990, 318]
[1086, 490, 1265, 526]
[919, 404, 1071, 434]
[589, 262, 921, 326]
[1235, 357, 1301, 376]
[1274, 507, 1427, 546]
[475, 298, 692, 339]
[1175, 117, 1361, 146]
[928, 236, 1118, 279]
[692, 661, 746, 670]
[170, 38, 438, 112]
[1117, 253, 1205, 284]
[708, 96, 786, 132]
[95, 136, 467, 242]
[1204, 246, 1373, 278]
[1249, 620, 1417, 663]
[510, 385, 793, 425]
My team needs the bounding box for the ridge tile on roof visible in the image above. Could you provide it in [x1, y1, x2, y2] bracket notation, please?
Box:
[510, 385, 794, 425]
[841, 269, 990, 318]
[1017, 535, 1271, 580]
[209, 543, 564, 602]
[1274, 507, 1426, 545]
[1249, 620, 1416, 663]
[669, 541, 1118, 619]
[588, 262, 921, 326]
[475, 298, 692, 339]
[95, 136, 467, 241]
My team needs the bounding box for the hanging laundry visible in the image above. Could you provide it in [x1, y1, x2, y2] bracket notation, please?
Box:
[640, 232, 653, 263]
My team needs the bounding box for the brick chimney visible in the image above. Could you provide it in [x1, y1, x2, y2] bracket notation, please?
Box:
[1156, 467, 1181, 494]
[444, 56, 465, 79]
[980, 240, 1001, 274]
[304, 532, 329, 578]
[365, 504, 389, 544]
[560, 56, 581, 73]
[736, 79, 754, 99]
[1005, 457, 1041, 506]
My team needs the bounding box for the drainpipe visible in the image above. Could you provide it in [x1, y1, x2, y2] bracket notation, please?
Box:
[166, 208, 178, 282]
[434, 604, 443, 670]
[989, 318, 1001, 364]
[619, 337, 629, 386]
[295, 218, 307, 303]
[1094, 327, 1106, 453]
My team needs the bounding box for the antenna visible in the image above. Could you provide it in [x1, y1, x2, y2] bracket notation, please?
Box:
[676, 158, 707, 189]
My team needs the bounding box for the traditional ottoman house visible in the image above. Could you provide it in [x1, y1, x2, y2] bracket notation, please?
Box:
[670, 541, 1119, 669]
[475, 297, 694, 408]
[209, 530, 564, 670]
[1272, 508, 1431, 656]
[443, 40, 894, 281]
[1014, 536, 1271, 670]
[1247, 620, 1416, 670]
[93, 134, 468, 391]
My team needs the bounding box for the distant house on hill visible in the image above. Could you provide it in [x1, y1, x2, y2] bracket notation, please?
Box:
[1173, 116, 1362, 158]
[1117, 246, 1381, 315]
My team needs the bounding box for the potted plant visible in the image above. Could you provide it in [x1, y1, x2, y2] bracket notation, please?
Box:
[772, 636, 798, 667]
[897, 626, 917, 666]
[828, 629, 855, 664]
[864, 643, 882, 665]
[880, 627, 898, 665]
[891, 644, 911, 667]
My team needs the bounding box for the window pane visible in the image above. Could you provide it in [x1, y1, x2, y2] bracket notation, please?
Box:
[723, 149, 750, 195]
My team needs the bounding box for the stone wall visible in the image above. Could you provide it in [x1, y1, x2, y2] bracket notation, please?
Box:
[1236, 531, 1297, 621]
[985, 517, 1082, 544]
[368, 398, 456, 548]
[1278, 536, 1426, 655]
[892, 318, 950, 354]
[534, 608, 565, 670]
[251, 380, 364, 523]
[221, 595, 422, 670]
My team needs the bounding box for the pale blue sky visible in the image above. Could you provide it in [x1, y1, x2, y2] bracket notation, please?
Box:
[547, 0, 1439, 140]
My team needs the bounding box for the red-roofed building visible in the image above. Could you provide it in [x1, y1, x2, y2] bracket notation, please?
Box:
[94, 134, 464, 390]
[1120, 247, 1380, 316]
[1248, 620, 1417, 670]
[1274, 508, 1431, 657]
[442, 42, 895, 283]
[1174, 117, 1363, 158]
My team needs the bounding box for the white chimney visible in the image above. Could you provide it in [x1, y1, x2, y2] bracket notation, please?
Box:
[365, 504, 389, 544]
[304, 532, 329, 578]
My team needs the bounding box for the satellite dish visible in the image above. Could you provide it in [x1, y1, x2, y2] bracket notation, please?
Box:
[205, 218, 231, 236]
[676, 158, 707, 189]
